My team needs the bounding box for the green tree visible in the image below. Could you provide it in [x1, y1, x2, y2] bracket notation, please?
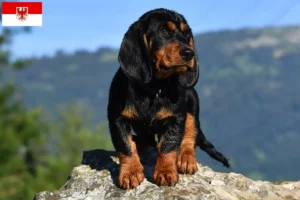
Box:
[0, 2, 113, 199]
[0, 2, 45, 199]
[36, 102, 112, 191]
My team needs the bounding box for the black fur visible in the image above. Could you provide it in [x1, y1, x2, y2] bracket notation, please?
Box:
[107, 8, 230, 168]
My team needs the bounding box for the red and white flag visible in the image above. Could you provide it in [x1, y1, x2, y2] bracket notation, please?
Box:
[2, 2, 42, 26]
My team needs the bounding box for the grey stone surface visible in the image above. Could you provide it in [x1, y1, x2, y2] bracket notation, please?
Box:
[34, 149, 300, 200]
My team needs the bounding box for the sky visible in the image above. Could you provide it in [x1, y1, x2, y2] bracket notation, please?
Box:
[2, 0, 300, 58]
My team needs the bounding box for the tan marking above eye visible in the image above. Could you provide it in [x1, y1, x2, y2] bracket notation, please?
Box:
[167, 21, 176, 31]
[180, 23, 187, 32]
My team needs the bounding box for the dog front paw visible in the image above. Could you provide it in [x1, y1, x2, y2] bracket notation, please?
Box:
[153, 165, 178, 186]
[153, 151, 179, 186]
[119, 164, 144, 189]
[177, 152, 198, 174]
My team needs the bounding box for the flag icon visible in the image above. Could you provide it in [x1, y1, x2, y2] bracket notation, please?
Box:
[2, 2, 42, 26]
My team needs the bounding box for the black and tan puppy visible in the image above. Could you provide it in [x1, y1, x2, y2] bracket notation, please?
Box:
[107, 8, 230, 189]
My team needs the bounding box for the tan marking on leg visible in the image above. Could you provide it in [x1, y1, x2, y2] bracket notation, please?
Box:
[177, 113, 198, 174]
[119, 135, 144, 189]
[153, 151, 178, 186]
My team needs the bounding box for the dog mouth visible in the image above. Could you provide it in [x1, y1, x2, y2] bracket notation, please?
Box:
[160, 65, 189, 71]
[154, 64, 191, 79]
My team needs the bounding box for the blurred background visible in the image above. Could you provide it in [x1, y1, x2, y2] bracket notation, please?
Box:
[0, 0, 300, 199]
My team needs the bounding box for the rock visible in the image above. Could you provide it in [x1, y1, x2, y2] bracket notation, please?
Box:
[34, 149, 300, 200]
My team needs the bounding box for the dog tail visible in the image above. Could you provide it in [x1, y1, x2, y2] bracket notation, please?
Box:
[196, 129, 230, 168]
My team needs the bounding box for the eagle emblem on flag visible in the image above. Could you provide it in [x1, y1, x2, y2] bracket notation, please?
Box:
[16, 7, 28, 21]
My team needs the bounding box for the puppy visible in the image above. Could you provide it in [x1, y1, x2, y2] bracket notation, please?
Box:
[107, 8, 230, 189]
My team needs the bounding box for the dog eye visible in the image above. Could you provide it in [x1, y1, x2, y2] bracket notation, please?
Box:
[160, 28, 171, 36]
[183, 30, 190, 37]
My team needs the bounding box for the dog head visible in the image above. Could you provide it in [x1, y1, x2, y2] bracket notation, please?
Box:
[118, 8, 199, 88]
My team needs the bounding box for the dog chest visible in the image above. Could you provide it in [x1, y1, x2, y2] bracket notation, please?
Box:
[121, 96, 175, 126]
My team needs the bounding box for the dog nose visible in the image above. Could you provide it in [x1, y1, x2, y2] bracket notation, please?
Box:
[179, 48, 194, 61]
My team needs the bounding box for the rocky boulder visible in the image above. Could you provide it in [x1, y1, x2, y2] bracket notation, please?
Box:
[34, 149, 300, 200]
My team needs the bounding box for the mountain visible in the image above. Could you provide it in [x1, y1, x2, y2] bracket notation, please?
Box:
[5, 25, 300, 182]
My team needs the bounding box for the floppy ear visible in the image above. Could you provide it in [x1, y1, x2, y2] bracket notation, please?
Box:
[118, 21, 152, 84]
[178, 47, 199, 88]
